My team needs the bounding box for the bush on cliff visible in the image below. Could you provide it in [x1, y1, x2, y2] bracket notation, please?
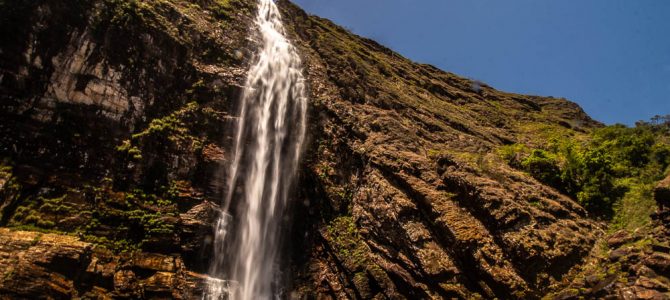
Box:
[501, 118, 670, 218]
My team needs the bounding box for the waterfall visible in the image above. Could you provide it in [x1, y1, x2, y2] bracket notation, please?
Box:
[206, 0, 308, 299]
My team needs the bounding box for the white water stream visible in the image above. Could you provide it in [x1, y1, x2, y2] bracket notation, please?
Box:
[206, 0, 308, 299]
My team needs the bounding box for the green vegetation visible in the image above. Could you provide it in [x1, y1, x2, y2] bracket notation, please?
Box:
[77, 183, 178, 250]
[326, 216, 385, 296]
[30, 233, 42, 246]
[0, 163, 11, 179]
[185, 79, 206, 96]
[0, 162, 21, 221]
[105, 0, 153, 26]
[500, 118, 670, 221]
[81, 235, 140, 253]
[521, 149, 562, 189]
[124, 186, 177, 207]
[131, 110, 189, 141]
[9, 194, 71, 230]
[211, 0, 233, 19]
[611, 182, 656, 231]
[116, 102, 204, 164]
[327, 216, 369, 270]
[5, 176, 180, 253]
[116, 140, 142, 160]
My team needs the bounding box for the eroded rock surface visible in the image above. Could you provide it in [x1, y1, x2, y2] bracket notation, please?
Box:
[278, 2, 599, 298]
[0, 228, 206, 299]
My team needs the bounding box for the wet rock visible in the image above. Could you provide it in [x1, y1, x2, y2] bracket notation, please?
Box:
[202, 144, 226, 163]
[619, 286, 638, 299]
[172, 180, 207, 212]
[144, 271, 175, 293]
[652, 243, 670, 253]
[179, 200, 220, 261]
[47, 38, 135, 121]
[86, 256, 116, 278]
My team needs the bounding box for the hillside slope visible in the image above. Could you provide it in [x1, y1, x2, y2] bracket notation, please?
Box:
[0, 0, 612, 298]
[282, 1, 601, 298]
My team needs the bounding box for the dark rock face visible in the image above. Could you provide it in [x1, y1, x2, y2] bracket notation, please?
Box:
[0, 0, 605, 298]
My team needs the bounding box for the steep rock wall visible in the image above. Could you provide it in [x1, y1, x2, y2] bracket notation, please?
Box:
[277, 2, 599, 298]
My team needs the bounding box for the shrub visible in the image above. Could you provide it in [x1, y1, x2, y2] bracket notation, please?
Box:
[498, 143, 529, 168]
[500, 116, 669, 218]
[521, 149, 562, 189]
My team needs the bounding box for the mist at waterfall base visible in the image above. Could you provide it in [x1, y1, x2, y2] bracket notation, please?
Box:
[205, 0, 308, 299]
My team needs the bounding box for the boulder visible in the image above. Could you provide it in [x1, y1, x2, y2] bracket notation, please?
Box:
[608, 230, 634, 248]
[179, 201, 221, 269]
[645, 252, 670, 277]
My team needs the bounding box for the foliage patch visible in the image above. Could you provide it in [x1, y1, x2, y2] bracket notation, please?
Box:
[500, 117, 670, 219]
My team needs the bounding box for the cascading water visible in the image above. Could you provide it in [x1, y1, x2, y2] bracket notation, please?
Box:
[205, 0, 308, 299]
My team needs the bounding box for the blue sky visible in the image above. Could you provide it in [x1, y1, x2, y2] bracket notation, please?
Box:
[292, 0, 670, 125]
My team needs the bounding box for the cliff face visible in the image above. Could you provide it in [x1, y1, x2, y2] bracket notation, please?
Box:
[0, 0, 604, 298]
[280, 2, 602, 298]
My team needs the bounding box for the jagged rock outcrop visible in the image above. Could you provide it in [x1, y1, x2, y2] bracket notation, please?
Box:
[0, 228, 208, 298]
[1, 0, 607, 299]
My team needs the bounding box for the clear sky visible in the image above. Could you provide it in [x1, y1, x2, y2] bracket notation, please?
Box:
[291, 0, 670, 125]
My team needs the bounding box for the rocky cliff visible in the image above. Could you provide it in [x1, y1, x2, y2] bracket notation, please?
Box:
[0, 0, 651, 299]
